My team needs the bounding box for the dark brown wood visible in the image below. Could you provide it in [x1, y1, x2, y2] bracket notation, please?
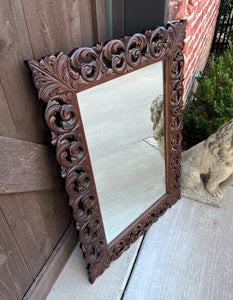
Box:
[95, 0, 107, 42]
[90, 0, 99, 44]
[0, 137, 63, 194]
[27, 20, 186, 283]
[112, 0, 124, 38]
[0, 209, 32, 300]
[23, 222, 77, 300]
[90, 0, 106, 43]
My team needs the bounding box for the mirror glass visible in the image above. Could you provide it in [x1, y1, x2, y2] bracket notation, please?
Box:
[77, 61, 165, 243]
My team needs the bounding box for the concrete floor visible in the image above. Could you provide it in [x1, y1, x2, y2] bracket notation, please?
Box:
[46, 187, 233, 300]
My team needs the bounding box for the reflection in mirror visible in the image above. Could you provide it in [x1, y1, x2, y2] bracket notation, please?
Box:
[77, 61, 165, 243]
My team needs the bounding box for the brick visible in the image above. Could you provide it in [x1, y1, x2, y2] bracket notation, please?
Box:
[167, 0, 221, 101]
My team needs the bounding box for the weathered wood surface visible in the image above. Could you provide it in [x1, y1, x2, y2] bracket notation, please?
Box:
[46, 237, 143, 300]
[0, 192, 55, 279]
[123, 187, 233, 300]
[37, 189, 72, 248]
[90, 0, 98, 43]
[21, 0, 93, 57]
[0, 209, 32, 300]
[0, 188, 72, 288]
[0, 0, 104, 143]
[94, 0, 107, 42]
[90, 0, 106, 43]
[0, 1, 105, 298]
[0, 137, 62, 194]
[112, 0, 124, 38]
[23, 223, 77, 300]
[0, 83, 17, 138]
[0, 0, 47, 143]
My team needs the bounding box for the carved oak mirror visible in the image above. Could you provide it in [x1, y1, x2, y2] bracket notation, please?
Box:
[26, 20, 186, 283]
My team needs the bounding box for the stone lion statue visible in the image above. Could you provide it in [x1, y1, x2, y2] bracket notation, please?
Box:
[150, 96, 233, 207]
[150, 95, 165, 159]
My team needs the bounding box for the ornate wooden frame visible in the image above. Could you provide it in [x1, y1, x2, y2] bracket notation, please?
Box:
[26, 20, 186, 283]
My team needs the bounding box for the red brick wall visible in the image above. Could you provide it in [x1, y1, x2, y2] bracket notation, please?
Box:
[168, 0, 221, 103]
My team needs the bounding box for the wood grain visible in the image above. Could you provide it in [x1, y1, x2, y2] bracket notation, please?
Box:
[0, 0, 48, 143]
[0, 0, 106, 297]
[22, 0, 94, 57]
[0, 136, 62, 194]
[123, 188, 233, 300]
[23, 222, 77, 300]
[112, 0, 124, 38]
[0, 82, 17, 138]
[95, 0, 106, 42]
[0, 192, 53, 278]
[90, 0, 98, 44]
[0, 209, 32, 300]
[22, 0, 77, 56]
[77, 0, 94, 46]
[37, 189, 72, 248]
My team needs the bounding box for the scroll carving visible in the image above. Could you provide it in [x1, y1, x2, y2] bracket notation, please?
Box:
[26, 20, 186, 283]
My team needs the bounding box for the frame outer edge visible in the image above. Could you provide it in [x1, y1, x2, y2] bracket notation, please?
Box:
[25, 19, 186, 283]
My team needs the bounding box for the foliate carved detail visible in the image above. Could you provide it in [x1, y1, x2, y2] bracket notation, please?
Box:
[149, 27, 169, 59]
[28, 54, 110, 283]
[101, 39, 127, 73]
[30, 53, 80, 101]
[126, 33, 148, 67]
[27, 20, 185, 283]
[70, 46, 102, 82]
[166, 21, 185, 193]
[44, 97, 79, 139]
[30, 20, 186, 93]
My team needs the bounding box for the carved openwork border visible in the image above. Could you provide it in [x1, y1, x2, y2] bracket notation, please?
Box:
[26, 20, 186, 283]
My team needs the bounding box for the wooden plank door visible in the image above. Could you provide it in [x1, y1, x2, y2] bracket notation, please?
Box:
[0, 1, 106, 299]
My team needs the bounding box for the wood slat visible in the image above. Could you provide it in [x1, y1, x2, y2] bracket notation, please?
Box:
[94, 0, 107, 43]
[22, 0, 78, 57]
[0, 1, 106, 299]
[37, 189, 72, 248]
[77, 0, 95, 46]
[0, 82, 17, 138]
[112, 0, 124, 38]
[23, 222, 77, 300]
[0, 192, 53, 278]
[0, 209, 32, 300]
[22, 0, 94, 58]
[90, 0, 98, 44]
[90, 0, 99, 44]
[0, 0, 48, 143]
[0, 136, 62, 194]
